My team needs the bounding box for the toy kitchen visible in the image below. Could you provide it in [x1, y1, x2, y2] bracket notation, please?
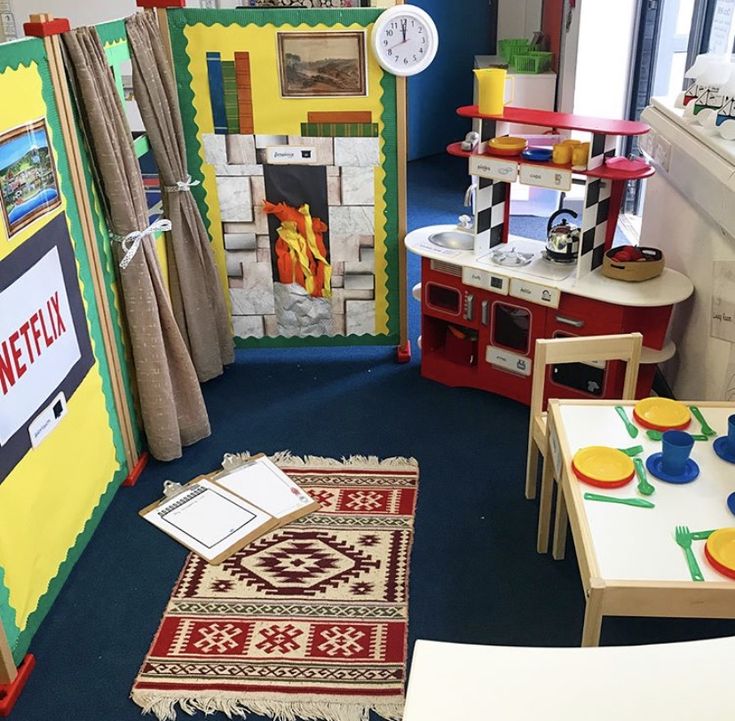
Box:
[405, 97, 694, 406]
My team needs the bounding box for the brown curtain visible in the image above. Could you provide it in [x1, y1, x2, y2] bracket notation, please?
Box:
[62, 26, 211, 461]
[125, 12, 234, 382]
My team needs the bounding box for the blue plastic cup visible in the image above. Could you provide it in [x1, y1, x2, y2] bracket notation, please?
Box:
[661, 430, 694, 476]
[728, 414, 735, 451]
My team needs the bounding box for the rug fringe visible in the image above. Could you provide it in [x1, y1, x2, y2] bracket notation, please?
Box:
[131, 691, 404, 721]
[222, 451, 418, 473]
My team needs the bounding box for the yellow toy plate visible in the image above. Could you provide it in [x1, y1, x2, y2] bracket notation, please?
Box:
[572, 446, 634, 483]
[706, 528, 735, 572]
[633, 397, 690, 430]
[488, 136, 527, 156]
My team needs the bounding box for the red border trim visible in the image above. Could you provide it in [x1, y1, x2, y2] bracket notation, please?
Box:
[22, 18, 70, 37]
[123, 452, 150, 488]
[395, 341, 411, 363]
[0, 654, 35, 717]
[136, 0, 186, 7]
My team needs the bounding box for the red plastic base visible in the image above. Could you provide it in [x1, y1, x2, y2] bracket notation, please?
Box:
[136, 0, 186, 7]
[395, 341, 411, 364]
[23, 18, 70, 37]
[0, 654, 35, 717]
[123, 452, 150, 488]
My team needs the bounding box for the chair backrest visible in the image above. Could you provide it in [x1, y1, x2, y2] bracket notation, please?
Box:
[529, 333, 643, 420]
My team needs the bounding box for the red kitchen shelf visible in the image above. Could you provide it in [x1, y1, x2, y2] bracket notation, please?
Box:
[456, 105, 650, 136]
[446, 142, 653, 181]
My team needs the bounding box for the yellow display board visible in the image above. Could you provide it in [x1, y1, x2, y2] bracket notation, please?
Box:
[0, 39, 127, 662]
[168, 8, 402, 348]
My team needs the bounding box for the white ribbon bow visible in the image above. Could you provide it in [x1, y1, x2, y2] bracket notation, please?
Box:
[164, 175, 200, 193]
[117, 218, 172, 270]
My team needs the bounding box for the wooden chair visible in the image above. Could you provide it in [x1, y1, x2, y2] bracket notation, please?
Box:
[525, 333, 642, 556]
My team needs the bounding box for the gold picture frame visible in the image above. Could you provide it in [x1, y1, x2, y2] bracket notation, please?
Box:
[0, 118, 61, 238]
[277, 31, 367, 97]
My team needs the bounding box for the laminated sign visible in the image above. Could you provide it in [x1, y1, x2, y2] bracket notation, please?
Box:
[0, 213, 94, 479]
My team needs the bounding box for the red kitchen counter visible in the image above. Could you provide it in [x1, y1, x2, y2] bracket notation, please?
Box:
[406, 225, 693, 406]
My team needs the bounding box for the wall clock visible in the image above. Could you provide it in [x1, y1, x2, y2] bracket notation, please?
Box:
[372, 5, 439, 77]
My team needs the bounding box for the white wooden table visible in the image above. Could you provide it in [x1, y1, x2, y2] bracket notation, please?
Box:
[547, 399, 735, 646]
[403, 637, 735, 721]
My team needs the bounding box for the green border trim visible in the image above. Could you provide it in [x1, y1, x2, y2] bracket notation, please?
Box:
[167, 7, 400, 348]
[95, 19, 128, 47]
[0, 37, 128, 665]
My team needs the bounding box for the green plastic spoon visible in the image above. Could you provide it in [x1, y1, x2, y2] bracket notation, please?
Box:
[633, 457, 655, 496]
[690, 406, 717, 437]
[615, 406, 639, 438]
[646, 430, 709, 441]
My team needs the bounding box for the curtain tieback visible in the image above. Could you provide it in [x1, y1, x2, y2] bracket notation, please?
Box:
[164, 175, 200, 193]
[115, 218, 173, 270]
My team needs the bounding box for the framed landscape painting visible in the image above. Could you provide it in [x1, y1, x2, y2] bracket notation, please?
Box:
[278, 31, 367, 97]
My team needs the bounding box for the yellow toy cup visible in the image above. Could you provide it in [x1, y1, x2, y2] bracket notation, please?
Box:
[552, 143, 572, 165]
[474, 68, 515, 116]
[572, 142, 590, 168]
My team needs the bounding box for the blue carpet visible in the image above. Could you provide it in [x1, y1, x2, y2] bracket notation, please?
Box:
[10, 155, 735, 720]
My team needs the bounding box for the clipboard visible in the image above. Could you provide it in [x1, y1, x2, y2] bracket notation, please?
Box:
[139, 454, 318, 564]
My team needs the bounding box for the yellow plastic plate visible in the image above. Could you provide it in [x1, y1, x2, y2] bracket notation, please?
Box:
[706, 528, 735, 572]
[572, 446, 634, 483]
[633, 397, 690, 430]
[488, 136, 527, 156]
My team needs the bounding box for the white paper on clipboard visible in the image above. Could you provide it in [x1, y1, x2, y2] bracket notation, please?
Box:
[214, 456, 315, 520]
[141, 479, 273, 562]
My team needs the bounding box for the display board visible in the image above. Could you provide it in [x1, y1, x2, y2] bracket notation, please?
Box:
[0, 36, 129, 665]
[167, 7, 402, 347]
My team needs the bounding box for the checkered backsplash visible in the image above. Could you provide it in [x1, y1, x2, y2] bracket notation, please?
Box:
[579, 133, 617, 274]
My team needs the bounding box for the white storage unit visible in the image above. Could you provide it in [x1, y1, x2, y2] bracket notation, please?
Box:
[640, 97, 735, 401]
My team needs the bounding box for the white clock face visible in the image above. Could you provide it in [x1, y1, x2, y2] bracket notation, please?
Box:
[372, 6, 438, 77]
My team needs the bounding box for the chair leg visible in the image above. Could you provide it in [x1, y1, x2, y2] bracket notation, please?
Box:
[552, 486, 569, 560]
[536, 459, 556, 554]
[525, 437, 540, 500]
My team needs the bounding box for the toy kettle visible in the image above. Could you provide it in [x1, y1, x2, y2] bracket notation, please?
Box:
[546, 209, 581, 263]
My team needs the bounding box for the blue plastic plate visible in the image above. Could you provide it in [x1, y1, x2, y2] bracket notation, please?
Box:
[727, 492, 735, 517]
[521, 147, 553, 162]
[645, 452, 700, 484]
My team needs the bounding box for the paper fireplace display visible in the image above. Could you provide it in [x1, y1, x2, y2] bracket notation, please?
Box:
[205, 130, 378, 340]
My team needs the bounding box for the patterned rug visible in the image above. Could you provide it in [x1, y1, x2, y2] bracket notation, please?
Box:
[131, 453, 418, 721]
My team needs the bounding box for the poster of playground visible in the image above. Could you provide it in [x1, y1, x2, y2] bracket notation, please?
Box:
[0, 118, 61, 238]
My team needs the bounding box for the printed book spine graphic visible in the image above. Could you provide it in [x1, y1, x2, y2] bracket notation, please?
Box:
[206, 52, 227, 135]
[221, 60, 240, 135]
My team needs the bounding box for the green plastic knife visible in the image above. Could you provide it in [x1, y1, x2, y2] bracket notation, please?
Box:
[618, 445, 644, 457]
[615, 406, 639, 438]
[646, 430, 709, 442]
[584, 492, 655, 509]
[690, 529, 716, 541]
[690, 406, 717, 437]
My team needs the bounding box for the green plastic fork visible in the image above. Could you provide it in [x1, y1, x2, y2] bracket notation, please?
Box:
[674, 525, 704, 582]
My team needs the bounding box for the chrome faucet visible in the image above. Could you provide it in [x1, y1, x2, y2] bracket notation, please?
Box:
[458, 182, 477, 231]
[464, 182, 477, 216]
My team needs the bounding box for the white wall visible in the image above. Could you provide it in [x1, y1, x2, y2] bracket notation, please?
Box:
[498, 0, 543, 40]
[11, 0, 198, 28]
